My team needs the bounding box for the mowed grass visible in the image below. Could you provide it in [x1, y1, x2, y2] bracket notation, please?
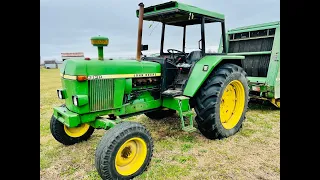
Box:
[40, 68, 280, 180]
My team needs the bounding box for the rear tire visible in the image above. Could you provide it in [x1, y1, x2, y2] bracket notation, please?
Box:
[95, 122, 153, 180]
[50, 114, 94, 145]
[144, 109, 176, 120]
[194, 63, 249, 139]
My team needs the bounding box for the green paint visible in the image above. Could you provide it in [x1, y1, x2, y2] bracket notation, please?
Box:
[98, 47, 104, 60]
[62, 59, 160, 76]
[62, 79, 90, 114]
[132, 92, 155, 103]
[124, 79, 132, 94]
[162, 96, 196, 132]
[53, 106, 81, 127]
[76, 95, 88, 106]
[176, 2, 224, 19]
[125, 100, 161, 114]
[162, 96, 189, 111]
[219, 21, 280, 105]
[59, 59, 161, 114]
[227, 21, 279, 34]
[88, 118, 119, 130]
[266, 25, 280, 87]
[90, 36, 109, 46]
[90, 36, 109, 60]
[228, 51, 271, 56]
[91, 36, 109, 41]
[53, 99, 162, 128]
[183, 55, 244, 97]
[114, 79, 126, 108]
[63, 60, 87, 76]
[137, 1, 224, 21]
[275, 68, 280, 99]
[248, 77, 267, 84]
[266, 91, 274, 99]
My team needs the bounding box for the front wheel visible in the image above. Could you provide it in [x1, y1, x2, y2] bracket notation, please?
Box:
[95, 122, 153, 180]
[194, 63, 249, 139]
[50, 115, 94, 145]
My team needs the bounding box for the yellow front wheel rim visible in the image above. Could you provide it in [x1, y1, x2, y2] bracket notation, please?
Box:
[220, 80, 246, 129]
[64, 124, 90, 138]
[115, 137, 147, 176]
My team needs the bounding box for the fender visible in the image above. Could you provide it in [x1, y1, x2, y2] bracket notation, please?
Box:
[183, 55, 244, 97]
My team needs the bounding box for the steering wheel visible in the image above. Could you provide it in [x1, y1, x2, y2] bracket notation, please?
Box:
[167, 49, 186, 63]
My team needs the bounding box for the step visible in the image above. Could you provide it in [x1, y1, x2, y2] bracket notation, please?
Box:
[182, 111, 193, 117]
[182, 126, 197, 132]
[162, 88, 183, 97]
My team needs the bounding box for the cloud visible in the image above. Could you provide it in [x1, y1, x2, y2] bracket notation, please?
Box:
[40, 0, 279, 62]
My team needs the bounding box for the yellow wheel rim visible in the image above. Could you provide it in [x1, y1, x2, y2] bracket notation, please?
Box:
[220, 80, 246, 129]
[64, 124, 90, 138]
[115, 137, 147, 176]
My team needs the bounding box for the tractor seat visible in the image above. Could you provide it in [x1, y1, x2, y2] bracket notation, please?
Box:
[185, 51, 202, 64]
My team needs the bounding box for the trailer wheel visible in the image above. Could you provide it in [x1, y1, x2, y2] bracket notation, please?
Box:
[144, 109, 176, 120]
[50, 107, 94, 145]
[95, 122, 153, 180]
[194, 63, 249, 139]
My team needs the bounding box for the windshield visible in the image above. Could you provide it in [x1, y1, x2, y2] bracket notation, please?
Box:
[141, 21, 222, 56]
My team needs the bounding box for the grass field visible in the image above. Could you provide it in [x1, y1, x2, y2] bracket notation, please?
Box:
[40, 68, 280, 180]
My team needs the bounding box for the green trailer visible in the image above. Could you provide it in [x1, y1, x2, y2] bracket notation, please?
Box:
[218, 21, 280, 107]
[50, 1, 252, 179]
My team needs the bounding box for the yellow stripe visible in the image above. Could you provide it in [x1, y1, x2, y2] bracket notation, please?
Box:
[61, 73, 161, 80]
[88, 73, 161, 80]
[63, 75, 77, 80]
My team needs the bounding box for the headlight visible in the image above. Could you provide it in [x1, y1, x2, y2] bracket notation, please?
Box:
[58, 91, 62, 99]
[72, 96, 78, 106]
[57, 89, 65, 99]
[72, 95, 88, 107]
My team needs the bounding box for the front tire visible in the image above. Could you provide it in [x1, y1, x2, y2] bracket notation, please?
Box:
[95, 122, 153, 180]
[50, 115, 94, 145]
[194, 63, 249, 139]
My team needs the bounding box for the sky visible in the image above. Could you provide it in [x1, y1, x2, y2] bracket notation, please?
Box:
[40, 0, 279, 62]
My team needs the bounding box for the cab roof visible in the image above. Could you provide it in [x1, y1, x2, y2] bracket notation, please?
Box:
[136, 1, 225, 26]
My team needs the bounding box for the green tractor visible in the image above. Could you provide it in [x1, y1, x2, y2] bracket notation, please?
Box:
[50, 1, 249, 179]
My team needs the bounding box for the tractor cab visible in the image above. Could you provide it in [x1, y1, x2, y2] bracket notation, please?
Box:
[136, 1, 228, 96]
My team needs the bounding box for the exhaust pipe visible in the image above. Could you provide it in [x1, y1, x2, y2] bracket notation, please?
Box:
[136, 2, 144, 61]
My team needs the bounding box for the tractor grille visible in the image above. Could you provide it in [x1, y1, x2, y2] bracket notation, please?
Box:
[88, 79, 114, 112]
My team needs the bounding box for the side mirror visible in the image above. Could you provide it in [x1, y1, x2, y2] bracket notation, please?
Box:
[141, 44, 148, 51]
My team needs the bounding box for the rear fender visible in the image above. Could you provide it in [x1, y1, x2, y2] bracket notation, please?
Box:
[183, 55, 244, 97]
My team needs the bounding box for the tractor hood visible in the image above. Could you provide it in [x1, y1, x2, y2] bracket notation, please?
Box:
[60, 58, 161, 77]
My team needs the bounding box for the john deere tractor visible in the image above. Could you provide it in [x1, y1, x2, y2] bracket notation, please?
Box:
[50, 1, 249, 179]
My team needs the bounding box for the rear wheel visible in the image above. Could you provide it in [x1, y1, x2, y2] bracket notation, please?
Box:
[50, 115, 94, 145]
[144, 109, 176, 120]
[194, 63, 249, 139]
[95, 122, 153, 180]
